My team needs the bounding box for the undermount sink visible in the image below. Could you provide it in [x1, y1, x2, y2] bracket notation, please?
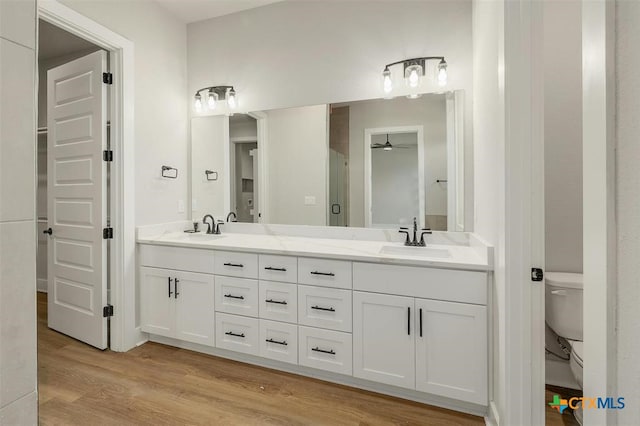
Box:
[379, 244, 451, 259]
[159, 232, 225, 242]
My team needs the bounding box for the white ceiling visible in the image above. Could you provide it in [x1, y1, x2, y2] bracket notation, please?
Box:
[154, 0, 283, 23]
[38, 20, 99, 60]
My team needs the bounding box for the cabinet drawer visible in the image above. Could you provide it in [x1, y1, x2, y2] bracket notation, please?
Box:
[353, 262, 487, 305]
[214, 251, 258, 278]
[215, 276, 259, 317]
[259, 319, 298, 365]
[215, 313, 259, 356]
[298, 285, 352, 332]
[298, 258, 352, 289]
[259, 281, 297, 323]
[298, 326, 352, 375]
[259, 255, 298, 283]
[139, 245, 214, 274]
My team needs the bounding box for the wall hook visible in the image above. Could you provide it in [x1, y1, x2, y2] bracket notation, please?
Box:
[162, 166, 178, 179]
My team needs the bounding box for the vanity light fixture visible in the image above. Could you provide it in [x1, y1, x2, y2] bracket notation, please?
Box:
[193, 85, 237, 112]
[381, 56, 448, 96]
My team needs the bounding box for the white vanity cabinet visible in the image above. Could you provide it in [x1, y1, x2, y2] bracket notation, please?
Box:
[352, 262, 488, 406]
[140, 267, 215, 346]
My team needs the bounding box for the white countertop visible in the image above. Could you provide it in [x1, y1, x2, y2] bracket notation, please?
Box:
[137, 231, 492, 272]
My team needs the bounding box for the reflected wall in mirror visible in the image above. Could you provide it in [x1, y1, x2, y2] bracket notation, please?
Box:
[190, 91, 465, 231]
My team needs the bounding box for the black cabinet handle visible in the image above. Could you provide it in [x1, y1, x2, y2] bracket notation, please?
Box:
[174, 278, 179, 298]
[312, 347, 335, 355]
[310, 271, 335, 277]
[225, 331, 245, 338]
[168, 277, 173, 298]
[43, 227, 53, 235]
[224, 294, 244, 300]
[265, 338, 288, 346]
[311, 305, 335, 312]
[419, 308, 423, 337]
[408, 307, 411, 335]
[264, 266, 287, 272]
[265, 299, 287, 305]
[223, 262, 244, 268]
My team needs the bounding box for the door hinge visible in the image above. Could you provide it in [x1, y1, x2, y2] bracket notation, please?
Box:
[103, 305, 114, 318]
[103, 227, 114, 239]
[102, 72, 113, 85]
[103, 150, 113, 162]
[531, 267, 544, 282]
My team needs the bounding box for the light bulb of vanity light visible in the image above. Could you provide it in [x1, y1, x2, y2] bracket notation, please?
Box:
[207, 89, 216, 109]
[227, 88, 237, 109]
[194, 93, 203, 111]
[437, 60, 448, 86]
[406, 65, 421, 88]
[382, 68, 393, 94]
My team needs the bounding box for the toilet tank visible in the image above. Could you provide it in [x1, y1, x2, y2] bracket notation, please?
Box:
[545, 272, 583, 341]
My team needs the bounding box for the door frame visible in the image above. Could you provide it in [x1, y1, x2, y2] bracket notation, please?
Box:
[39, 0, 139, 352]
[364, 125, 425, 228]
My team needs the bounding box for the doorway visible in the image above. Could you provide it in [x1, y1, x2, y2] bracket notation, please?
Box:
[229, 114, 258, 223]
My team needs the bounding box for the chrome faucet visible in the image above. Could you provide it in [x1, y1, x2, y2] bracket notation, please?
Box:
[202, 214, 215, 234]
[398, 217, 432, 247]
[226, 212, 237, 222]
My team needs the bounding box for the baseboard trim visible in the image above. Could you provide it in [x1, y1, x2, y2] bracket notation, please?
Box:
[485, 400, 500, 426]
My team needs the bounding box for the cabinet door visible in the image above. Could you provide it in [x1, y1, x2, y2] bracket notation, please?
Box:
[415, 299, 487, 405]
[353, 292, 415, 389]
[140, 267, 174, 338]
[174, 271, 215, 346]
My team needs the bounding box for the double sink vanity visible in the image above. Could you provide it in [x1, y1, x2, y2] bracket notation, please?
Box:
[137, 223, 493, 415]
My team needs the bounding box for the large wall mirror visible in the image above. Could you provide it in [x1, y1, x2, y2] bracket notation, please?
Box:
[191, 91, 466, 231]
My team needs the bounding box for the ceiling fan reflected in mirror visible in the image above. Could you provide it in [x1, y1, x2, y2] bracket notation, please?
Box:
[371, 134, 414, 151]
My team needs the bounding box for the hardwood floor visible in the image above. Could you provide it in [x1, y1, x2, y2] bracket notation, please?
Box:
[545, 386, 582, 426]
[37, 293, 483, 425]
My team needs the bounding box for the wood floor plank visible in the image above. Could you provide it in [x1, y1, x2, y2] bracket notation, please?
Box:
[37, 293, 484, 425]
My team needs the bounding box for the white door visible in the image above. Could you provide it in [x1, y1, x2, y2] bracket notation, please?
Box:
[250, 148, 258, 222]
[353, 291, 415, 389]
[415, 298, 487, 405]
[174, 270, 215, 346]
[140, 267, 174, 338]
[46, 51, 109, 349]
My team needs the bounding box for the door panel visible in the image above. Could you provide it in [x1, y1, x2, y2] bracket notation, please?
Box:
[415, 298, 487, 405]
[140, 267, 174, 338]
[175, 271, 215, 346]
[353, 292, 415, 389]
[47, 51, 108, 349]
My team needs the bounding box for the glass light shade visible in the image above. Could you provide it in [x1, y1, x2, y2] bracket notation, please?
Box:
[194, 93, 203, 111]
[207, 90, 216, 109]
[383, 145, 392, 151]
[405, 65, 422, 88]
[437, 61, 448, 86]
[382, 69, 393, 94]
[227, 88, 237, 109]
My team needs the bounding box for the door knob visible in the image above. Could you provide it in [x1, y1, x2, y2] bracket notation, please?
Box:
[43, 228, 53, 235]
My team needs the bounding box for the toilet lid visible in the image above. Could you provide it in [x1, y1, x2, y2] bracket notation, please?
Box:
[572, 342, 584, 366]
[546, 272, 583, 290]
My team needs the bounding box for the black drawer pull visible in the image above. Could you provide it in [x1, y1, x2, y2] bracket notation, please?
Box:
[223, 262, 244, 268]
[264, 266, 287, 272]
[265, 299, 287, 305]
[311, 305, 335, 312]
[225, 331, 245, 338]
[265, 338, 288, 346]
[312, 347, 335, 355]
[310, 271, 335, 277]
[224, 294, 245, 300]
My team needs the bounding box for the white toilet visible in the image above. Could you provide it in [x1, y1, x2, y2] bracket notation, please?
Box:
[545, 272, 584, 423]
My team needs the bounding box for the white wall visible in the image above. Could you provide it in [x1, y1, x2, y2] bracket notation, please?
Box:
[616, 1, 640, 423]
[544, 0, 583, 273]
[0, 0, 38, 422]
[266, 105, 327, 225]
[59, 0, 189, 226]
[187, 1, 474, 228]
[472, 0, 506, 422]
[346, 96, 447, 227]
